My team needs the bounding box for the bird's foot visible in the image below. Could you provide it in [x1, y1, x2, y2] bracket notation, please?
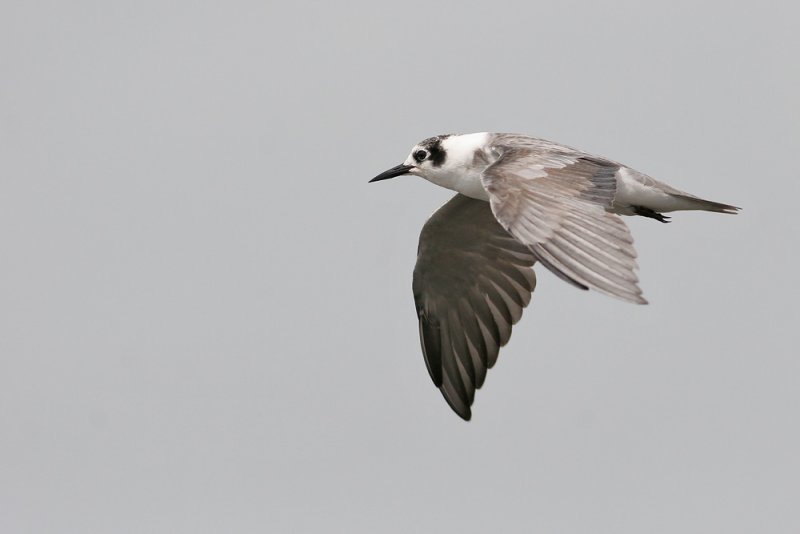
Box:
[633, 206, 671, 223]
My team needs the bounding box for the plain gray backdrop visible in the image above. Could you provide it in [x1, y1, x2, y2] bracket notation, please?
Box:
[1, 1, 798, 532]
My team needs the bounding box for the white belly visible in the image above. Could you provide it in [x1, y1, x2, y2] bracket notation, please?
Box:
[613, 167, 688, 214]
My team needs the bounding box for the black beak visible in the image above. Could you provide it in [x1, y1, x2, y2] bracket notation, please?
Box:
[369, 164, 414, 183]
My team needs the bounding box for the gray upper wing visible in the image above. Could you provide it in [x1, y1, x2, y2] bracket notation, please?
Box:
[413, 194, 537, 420]
[481, 137, 646, 304]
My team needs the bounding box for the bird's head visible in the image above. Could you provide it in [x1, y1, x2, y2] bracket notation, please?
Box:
[369, 133, 491, 187]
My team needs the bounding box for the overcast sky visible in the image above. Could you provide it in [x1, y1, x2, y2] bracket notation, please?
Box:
[1, 1, 798, 532]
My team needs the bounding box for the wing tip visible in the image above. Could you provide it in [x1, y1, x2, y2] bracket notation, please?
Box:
[612, 290, 648, 305]
[440, 389, 472, 421]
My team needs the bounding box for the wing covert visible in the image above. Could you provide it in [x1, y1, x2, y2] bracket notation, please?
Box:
[481, 144, 646, 304]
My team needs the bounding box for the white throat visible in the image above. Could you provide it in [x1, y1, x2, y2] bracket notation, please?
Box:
[416, 132, 492, 201]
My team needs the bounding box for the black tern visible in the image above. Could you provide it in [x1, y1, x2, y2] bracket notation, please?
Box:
[370, 132, 739, 420]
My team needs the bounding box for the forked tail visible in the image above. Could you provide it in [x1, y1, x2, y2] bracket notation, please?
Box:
[671, 193, 741, 214]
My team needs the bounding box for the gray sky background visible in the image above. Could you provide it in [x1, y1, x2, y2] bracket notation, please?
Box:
[1, 1, 798, 532]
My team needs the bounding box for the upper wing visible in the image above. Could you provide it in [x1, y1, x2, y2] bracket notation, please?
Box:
[413, 194, 537, 420]
[481, 141, 646, 304]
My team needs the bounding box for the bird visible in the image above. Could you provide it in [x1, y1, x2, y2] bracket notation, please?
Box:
[369, 132, 739, 420]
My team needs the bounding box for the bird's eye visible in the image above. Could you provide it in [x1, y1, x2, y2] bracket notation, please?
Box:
[413, 150, 428, 162]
